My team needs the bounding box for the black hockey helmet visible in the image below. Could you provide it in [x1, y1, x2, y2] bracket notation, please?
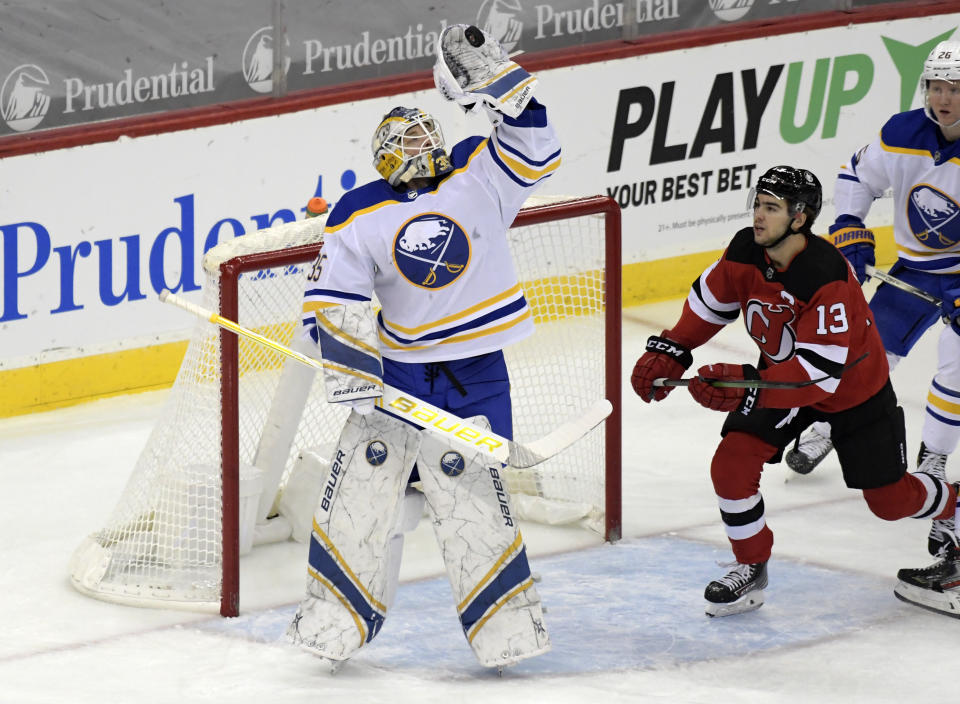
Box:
[753, 165, 822, 224]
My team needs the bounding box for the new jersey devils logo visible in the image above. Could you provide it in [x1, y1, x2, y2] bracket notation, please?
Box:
[744, 299, 796, 362]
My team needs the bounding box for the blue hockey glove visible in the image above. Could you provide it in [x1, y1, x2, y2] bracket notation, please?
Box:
[828, 226, 875, 284]
[941, 286, 960, 323]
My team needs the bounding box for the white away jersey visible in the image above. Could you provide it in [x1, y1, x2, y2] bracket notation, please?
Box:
[302, 101, 561, 362]
[834, 108, 960, 273]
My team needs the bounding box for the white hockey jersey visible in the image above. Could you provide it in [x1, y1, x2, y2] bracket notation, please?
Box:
[302, 100, 561, 363]
[833, 108, 960, 273]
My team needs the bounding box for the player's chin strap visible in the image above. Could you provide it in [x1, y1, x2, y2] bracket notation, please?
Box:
[746, 187, 808, 249]
[763, 203, 810, 250]
[924, 104, 960, 129]
[761, 225, 797, 250]
[158, 290, 612, 469]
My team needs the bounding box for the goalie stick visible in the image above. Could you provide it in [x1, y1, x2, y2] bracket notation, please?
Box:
[652, 352, 868, 389]
[158, 290, 611, 469]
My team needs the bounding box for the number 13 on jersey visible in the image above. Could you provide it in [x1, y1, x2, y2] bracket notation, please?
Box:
[816, 302, 849, 334]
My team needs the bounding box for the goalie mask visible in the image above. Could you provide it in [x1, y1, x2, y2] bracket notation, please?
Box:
[921, 41, 960, 128]
[371, 107, 454, 187]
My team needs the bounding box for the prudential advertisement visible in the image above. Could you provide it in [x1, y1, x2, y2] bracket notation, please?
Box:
[0, 13, 955, 411]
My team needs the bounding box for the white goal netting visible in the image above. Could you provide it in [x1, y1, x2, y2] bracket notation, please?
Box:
[69, 195, 620, 614]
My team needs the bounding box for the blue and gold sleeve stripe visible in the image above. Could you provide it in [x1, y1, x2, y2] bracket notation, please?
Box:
[488, 132, 560, 187]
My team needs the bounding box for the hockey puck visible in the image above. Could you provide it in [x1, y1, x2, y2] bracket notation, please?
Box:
[465, 26, 484, 47]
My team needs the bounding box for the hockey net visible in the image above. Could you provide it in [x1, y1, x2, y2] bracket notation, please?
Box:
[69, 194, 622, 616]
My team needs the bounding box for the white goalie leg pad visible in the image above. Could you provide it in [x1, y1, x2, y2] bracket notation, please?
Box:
[417, 416, 550, 668]
[286, 410, 421, 661]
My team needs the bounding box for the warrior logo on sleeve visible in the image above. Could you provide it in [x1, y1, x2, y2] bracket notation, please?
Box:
[393, 213, 471, 289]
[745, 299, 797, 363]
[908, 185, 960, 249]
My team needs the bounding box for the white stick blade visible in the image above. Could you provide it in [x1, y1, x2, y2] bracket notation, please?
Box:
[508, 399, 612, 469]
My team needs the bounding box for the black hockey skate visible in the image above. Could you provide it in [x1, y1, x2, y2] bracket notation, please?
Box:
[894, 542, 960, 619]
[785, 427, 833, 475]
[704, 561, 768, 617]
[916, 444, 955, 557]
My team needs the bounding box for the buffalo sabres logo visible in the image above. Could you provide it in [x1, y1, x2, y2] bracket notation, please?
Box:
[440, 451, 465, 477]
[744, 298, 796, 363]
[365, 440, 388, 466]
[907, 185, 960, 250]
[394, 213, 470, 289]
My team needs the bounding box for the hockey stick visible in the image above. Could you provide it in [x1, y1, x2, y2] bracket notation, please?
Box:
[652, 352, 868, 389]
[159, 290, 611, 469]
[865, 264, 943, 306]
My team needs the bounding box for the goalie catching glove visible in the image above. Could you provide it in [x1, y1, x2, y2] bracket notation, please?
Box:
[433, 24, 537, 119]
[631, 335, 693, 402]
[688, 364, 762, 414]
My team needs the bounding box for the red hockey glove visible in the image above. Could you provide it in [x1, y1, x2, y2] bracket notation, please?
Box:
[631, 335, 693, 402]
[688, 363, 762, 414]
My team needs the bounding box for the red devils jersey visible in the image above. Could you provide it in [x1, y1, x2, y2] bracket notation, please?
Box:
[667, 227, 888, 412]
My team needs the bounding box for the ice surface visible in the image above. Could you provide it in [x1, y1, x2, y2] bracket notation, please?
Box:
[0, 296, 953, 704]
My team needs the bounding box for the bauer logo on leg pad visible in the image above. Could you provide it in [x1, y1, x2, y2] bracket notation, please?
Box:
[440, 451, 465, 477]
[365, 441, 388, 466]
[489, 466, 514, 527]
[320, 449, 346, 512]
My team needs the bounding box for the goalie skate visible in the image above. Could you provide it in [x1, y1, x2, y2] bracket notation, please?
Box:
[893, 544, 960, 619]
[785, 426, 833, 475]
[916, 443, 955, 557]
[704, 561, 768, 617]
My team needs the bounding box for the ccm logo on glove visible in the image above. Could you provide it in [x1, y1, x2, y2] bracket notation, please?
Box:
[645, 336, 694, 364]
[631, 335, 693, 403]
[688, 363, 762, 415]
